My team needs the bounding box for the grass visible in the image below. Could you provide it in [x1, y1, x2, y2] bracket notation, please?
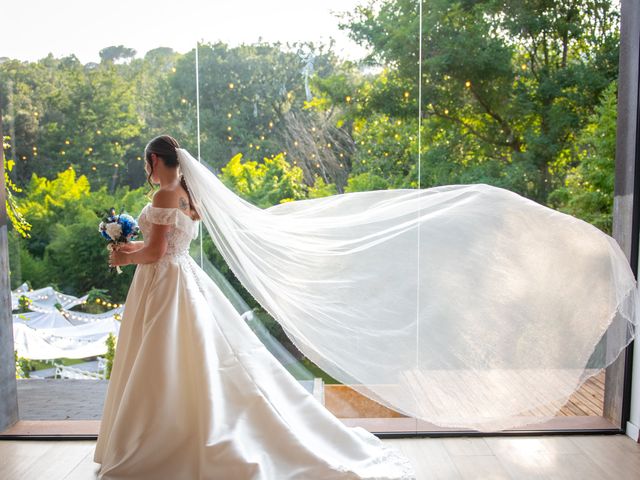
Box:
[29, 357, 90, 371]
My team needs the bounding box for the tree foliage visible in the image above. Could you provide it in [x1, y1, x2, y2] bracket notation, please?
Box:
[337, 0, 620, 202]
[0, 1, 623, 304]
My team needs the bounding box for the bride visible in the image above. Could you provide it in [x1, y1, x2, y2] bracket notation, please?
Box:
[93, 135, 417, 479]
[95, 131, 639, 477]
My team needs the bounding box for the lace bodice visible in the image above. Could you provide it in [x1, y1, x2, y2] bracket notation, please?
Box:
[137, 202, 199, 256]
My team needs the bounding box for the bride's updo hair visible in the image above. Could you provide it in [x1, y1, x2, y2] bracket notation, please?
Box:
[144, 134, 201, 220]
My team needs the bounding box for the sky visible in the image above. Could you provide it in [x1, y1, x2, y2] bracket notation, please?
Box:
[2, 0, 372, 63]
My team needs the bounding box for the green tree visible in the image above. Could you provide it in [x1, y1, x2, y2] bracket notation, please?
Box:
[220, 152, 307, 207]
[338, 0, 619, 202]
[548, 81, 618, 234]
[99, 45, 137, 64]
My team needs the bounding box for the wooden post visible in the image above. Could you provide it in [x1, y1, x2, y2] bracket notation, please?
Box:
[0, 83, 19, 432]
[607, 0, 640, 428]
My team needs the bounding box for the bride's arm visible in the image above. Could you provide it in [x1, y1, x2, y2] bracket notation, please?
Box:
[116, 223, 169, 265]
[110, 191, 176, 266]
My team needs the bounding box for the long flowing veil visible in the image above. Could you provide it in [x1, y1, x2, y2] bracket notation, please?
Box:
[177, 147, 639, 432]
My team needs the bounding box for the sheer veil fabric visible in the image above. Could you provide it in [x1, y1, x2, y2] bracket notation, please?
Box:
[177, 147, 640, 432]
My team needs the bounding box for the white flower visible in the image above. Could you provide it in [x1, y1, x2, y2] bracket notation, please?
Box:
[98, 221, 105, 232]
[105, 222, 123, 241]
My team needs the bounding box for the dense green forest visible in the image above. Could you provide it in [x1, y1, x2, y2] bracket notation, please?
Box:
[2, 0, 621, 309]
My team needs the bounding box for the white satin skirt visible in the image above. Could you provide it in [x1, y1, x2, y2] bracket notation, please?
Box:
[93, 252, 415, 479]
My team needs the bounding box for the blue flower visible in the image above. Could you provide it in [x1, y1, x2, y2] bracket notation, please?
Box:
[99, 210, 140, 243]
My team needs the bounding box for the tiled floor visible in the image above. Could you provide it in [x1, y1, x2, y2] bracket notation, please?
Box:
[17, 380, 108, 420]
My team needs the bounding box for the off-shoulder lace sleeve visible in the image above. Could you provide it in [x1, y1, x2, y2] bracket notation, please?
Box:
[145, 205, 179, 226]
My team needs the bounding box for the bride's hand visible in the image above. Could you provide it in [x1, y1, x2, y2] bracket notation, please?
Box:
[109, 249, 128, 267]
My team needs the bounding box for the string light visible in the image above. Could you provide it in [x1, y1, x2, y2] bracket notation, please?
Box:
[465, 81, 471, 88]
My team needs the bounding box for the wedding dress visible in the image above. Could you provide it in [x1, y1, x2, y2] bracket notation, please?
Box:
[93, 202, 416, 479]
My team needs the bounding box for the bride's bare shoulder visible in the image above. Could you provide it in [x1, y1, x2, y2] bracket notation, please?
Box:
[151, 188, 179, 209]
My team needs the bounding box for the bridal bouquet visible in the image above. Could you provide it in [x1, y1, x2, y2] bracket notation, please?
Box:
[99, 207, 140, 274]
